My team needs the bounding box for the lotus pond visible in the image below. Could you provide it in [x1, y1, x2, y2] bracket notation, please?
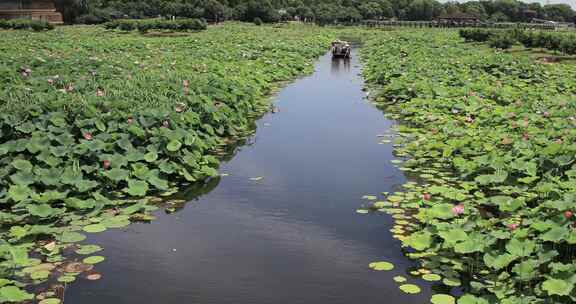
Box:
[0, 23, 334, 302]
[1, 24, 576, 304]
[361, 30, 576, 304]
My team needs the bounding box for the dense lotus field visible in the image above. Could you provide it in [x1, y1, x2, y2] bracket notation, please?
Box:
[0, 23, 332, 302]
[361, 30, 576, 303]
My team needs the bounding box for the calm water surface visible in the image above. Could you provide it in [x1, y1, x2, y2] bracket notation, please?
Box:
[65, 49, 431, 304]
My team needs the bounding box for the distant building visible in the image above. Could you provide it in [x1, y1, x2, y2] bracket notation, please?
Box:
[0, 0, 63, 24]
[522, 9, 538, 20]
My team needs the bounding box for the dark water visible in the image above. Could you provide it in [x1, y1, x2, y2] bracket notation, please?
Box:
[65, 49, 431, 304]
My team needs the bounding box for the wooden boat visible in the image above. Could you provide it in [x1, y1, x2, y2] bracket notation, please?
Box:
[331, 40, 351, 58]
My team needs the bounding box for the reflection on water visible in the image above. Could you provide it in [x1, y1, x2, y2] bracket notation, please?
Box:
[64, 48, 431, 304]
[331, 57, 351, 75]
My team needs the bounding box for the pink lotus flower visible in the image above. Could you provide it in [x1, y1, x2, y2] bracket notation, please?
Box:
[83, 133, 93, 141]
[102, 160, 110, 169]
[96, 88, 105, 97]
[183, 80, 190, 87]
[465, 116, 474, 123]
[452, 204, 464, 216]
[127, 117, 134, 124]
[543, 111, 550, 118]
[508, 223, 518, 231]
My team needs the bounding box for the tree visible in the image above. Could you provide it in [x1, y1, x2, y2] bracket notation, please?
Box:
[358, 1, 383, 20]
[406, 0, 442, 21]
[203, 0, 226, 22]
[490, 11, 509, 22]
[543, 4, 575, 22]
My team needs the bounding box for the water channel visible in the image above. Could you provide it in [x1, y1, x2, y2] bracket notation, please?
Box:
[65, 48, 432, 304]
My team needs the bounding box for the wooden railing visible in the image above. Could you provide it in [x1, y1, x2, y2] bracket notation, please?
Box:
[355, 20, 575, 31]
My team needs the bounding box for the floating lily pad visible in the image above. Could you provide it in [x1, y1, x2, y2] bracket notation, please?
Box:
[356, 209, 369, 214]
[399, 284, 421, 294]
[422, 274, 442, 282]
[83, 224, 107, 233]
[83, 256, 105, 265]
[39, 298, 61, 304]
[75, 245, 103, 255]
[431, 294, 455, 304]
[57, 275, 76, 283]
[442, 277, 461, 287]
[369, 261, 394, 271]
[30, 270, 50, 280]
[58, 232, 86, 243]
[393, 276, 407, 283]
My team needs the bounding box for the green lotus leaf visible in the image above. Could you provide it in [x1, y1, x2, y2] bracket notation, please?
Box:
[39, 298, 61, 304]
[83, 256, 105, 265]
[31, 270, 50, 280]
[11, 159, 33, 172]
[0, 286, 34, 302]
[458, 294, 490, 304]
[57, 275, 76, 283]
[422, 274, 442, 282]
[540, 227, 568, 242]
[404, 231, 432, 251]
[512, 260, 538, 281]
[399, 284, 421, 294]
[27, 204, 60, 218]
[8, 184, 32, 202]
[10, 172, 35, 185]
[83, 224, 107, 233]
[167, 140, 182, 152]
[101, 215, 131, 228]
[542, 278, 573, 296]
[125, 179, 149, 196]
[75, 245, 103, 255]
[57, 232, 87, 243]
[369, 261, 394, 271]
[104, 168, 130, 182]
[431, 294, 455, 304]
[443, 277, 461, 287]
[144, 151, 158, 162]
[439, 229, 468, 244]
[506, 238, 535, 257]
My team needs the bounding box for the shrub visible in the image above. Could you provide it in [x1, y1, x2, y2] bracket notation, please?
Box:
[0, 19, 53, 31]
[104, 18, 206, 33]
[254, 17, 263, 26]
[118, 20, 135, 31]
[75, 14, 106, 25]
[488, 32, 516, 49]
[459, 29, 493, 42]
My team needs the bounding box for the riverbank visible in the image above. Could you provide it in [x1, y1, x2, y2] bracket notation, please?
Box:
[361, 30, 576, 303]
